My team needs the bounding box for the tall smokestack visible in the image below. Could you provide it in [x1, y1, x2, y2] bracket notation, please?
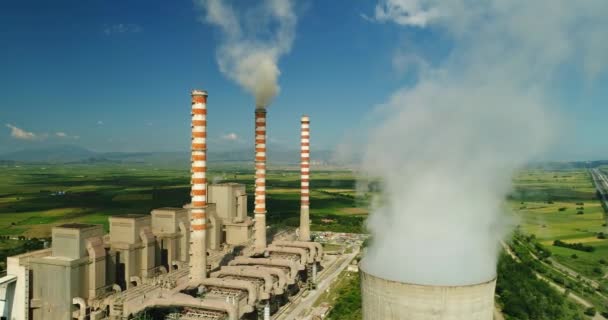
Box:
[254, 108, 267, 251]
[299, 115, 311, 241]
[189, 90, 208, 283]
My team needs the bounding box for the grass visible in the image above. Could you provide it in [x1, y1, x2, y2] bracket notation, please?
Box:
[0, 163, 366, 247]
[510, 168, 608, 284]
[314, 271, 362, 320]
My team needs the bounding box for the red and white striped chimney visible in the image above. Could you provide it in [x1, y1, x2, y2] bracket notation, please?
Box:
[299, 115, 311, 241]
[254, 108, 267, 251]
[189, 90, 208, 282]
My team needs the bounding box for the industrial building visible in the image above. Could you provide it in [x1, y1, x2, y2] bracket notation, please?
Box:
[0, 90, 323, 320]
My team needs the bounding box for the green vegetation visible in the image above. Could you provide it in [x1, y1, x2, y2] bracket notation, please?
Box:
[4, 163, 607, 318]
[510, 169, 608, 289]
[317, 271, 362, 320]
[0, 163, 366, 266]
[553, 239, 595, 252]
[496, 251, 586, 320]
[0, 164, 366, 237]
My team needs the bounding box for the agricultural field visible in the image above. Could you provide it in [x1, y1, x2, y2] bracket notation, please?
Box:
[0, 163, 364, 243]
[509, 169, 608, 286]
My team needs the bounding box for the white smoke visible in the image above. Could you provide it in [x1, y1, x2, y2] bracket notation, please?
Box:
[361, 0, 608, 286]
[195, 0, 296, 107]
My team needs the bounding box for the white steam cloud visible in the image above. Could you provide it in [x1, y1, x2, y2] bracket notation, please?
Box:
[361, 0, 608, 286]
[195, 0, 296, 107]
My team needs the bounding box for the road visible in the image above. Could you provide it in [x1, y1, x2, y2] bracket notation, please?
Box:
[590, 168, 608, 212]
[274, 246, 360, 320]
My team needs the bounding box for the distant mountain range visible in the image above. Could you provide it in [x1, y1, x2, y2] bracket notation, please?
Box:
[0, 145, 340, 167]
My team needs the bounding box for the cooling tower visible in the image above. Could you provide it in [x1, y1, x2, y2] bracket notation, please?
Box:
[360, 266, 496, 320]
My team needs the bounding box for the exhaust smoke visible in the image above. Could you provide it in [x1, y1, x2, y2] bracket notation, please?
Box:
[360, 0, 608, 286]
[195, 0, 296, 107]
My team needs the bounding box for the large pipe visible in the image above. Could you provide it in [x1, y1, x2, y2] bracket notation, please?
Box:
[85, 236, 106, 299]
[200, 277, 258, 307]
[299, 115, 311, 241]
[254, 108, 268, 251]
[272, 240, 322, 262]
[72, 297, 86, 320]
[144, 293, 238, 320]
[189, 89, 208, 284]
[211, 266, 275, 299]
[266, 245, 309, 265]
[229, 257, 300, 283]
[223, 265, 287, 294]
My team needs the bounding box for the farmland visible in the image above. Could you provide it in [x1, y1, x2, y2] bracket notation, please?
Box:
[0, 163, 364, 240]
[509, 169, 608, 289]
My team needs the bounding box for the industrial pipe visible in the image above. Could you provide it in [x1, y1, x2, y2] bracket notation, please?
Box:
[144, 293, 238, 320]
[200, 277, 259, 307]
[229, 257, 300, 283]
[211, 266, 275, 299]
[266, 245, 309, 265]
[272, 240, 319, 262]
[72, 297, 87, 320]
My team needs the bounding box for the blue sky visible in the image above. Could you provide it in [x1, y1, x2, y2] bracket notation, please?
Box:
[1, 0, 607, 160]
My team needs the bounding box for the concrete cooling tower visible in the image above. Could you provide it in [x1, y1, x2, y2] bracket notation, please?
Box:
[360, 265, 496, 320]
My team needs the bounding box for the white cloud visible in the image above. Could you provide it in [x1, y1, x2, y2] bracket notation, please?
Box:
[364, 0, 441, 27]
[55, 132, 79, 139]
[221, 133, 239, 141]
[103, 24, 142, 35]
[5, 124, 38, 140]
[97, 120, 104, 125]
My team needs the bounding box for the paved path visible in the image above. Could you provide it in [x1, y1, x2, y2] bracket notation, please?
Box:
[493, 307, 505, 320]
[275, 246, 359, 320]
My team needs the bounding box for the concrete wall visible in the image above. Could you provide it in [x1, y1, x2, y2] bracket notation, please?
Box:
[208, 183, 246, 222]
[360, 268, 496, 320]
[30, 257, 88, 320]
[110, 215, 150, 245]
[6, 249, 52, 320]
[52, 224, 103, 260]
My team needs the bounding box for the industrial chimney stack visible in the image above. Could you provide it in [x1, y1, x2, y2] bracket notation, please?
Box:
[254, 108, 267, 251]
[299, 115, 311, 241]
[189, 90, 208, 283]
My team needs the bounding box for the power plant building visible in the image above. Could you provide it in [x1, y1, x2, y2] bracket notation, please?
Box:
[0, 90, 323, 320]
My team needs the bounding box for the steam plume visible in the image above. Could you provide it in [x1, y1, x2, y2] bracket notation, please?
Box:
[361, 0, 608, 286]
[195, 0, 296, 107]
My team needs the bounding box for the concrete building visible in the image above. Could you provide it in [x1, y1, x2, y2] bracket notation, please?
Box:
[360, 267, 496, 320]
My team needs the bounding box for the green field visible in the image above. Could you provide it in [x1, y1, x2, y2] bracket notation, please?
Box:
[0, 163, 364, 241]
[510, 169, 608, 285]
